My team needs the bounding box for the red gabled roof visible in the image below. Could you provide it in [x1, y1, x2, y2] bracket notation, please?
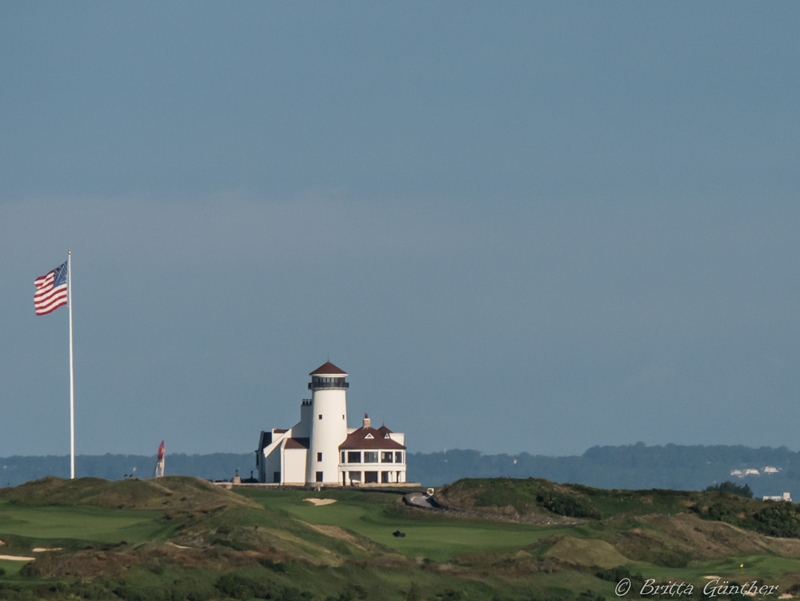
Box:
[284, 437, 309, 449]
[310, 361, 347, 376]
[339, 427, 405, 450]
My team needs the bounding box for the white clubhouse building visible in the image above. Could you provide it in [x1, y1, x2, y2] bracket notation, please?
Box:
[256, 362, 408, 486]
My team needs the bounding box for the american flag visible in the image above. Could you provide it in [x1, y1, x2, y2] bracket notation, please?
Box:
[34, 261, 69, 316]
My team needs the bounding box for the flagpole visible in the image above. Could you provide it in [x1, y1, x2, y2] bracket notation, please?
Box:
[68, 251, 75, 480]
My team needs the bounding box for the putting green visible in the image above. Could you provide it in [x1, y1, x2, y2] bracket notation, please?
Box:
[0, 501, 166, 544]
[243, 489, 576, 561]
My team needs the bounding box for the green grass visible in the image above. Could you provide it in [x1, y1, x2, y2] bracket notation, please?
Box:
[2, 477, 800, 601]
[0, 499, 169, 544]
[240, 488, 579, 562]
[0, 559, 28, 577]
[580, 486, 696, 518]
[642, 554, 800, 581]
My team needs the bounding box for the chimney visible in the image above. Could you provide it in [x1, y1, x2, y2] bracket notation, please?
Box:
[363, 413, 370, 428]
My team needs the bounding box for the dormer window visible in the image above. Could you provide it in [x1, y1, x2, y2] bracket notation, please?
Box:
[365, 433, 374, 439]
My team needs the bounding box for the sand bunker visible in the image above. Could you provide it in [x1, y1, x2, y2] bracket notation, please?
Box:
[703, 576, 721, 580]
[0, 555, 34, 561]
[303, 498, 337, 506]
[32, 548, 62, 552]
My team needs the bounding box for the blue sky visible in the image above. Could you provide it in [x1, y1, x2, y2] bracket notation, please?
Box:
[1, 2, 799, 458]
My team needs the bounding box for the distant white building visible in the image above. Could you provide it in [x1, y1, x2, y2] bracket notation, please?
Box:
[732, 468, 761, 477]
[731, 467, 781, 478]
[763, 492, 792, 502]
[256, 362, 407, 486]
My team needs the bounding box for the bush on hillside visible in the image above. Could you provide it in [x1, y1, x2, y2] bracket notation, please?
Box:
[535, 491, 600, 519]
[704, 481, 753, 498]
[704, 502, 743, 525]
[753, 502, 800, 538]
[594, 566, 643, 585]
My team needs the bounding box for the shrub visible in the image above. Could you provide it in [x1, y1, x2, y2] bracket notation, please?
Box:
[215, 573, 269, 600]
[594, 566, 643, 584]
[704, 481, 753, 498]
[754, 502, 800, 538]
[536, 492, 600, 519]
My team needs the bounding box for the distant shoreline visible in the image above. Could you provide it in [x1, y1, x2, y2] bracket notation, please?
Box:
[2, 444, 799, 498]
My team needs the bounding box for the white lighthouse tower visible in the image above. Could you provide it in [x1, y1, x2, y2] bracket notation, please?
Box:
[305, 362, 349, 485]
[256, 361, 409, 486]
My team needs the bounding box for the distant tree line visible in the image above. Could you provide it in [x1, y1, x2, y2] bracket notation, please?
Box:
[2, 444, 800, 497]
[406, 444, 800, 497]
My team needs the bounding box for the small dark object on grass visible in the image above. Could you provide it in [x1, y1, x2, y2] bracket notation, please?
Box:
[393, 530, 406, 538]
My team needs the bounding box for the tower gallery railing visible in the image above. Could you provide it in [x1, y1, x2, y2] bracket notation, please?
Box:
[308, 377, 349, 389]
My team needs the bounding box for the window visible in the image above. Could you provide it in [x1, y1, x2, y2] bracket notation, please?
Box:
[317, 452, 322, 462]
[381, 452, 393, 463]
[364, 451, 378, 463]
[310, 376, 349, 389]
[381, 471, 390, 483]
[318, 414, 322, 420]
[316, 471, 323, 482]
[342, 414, 345, 419]
[364, 471, 378, 483]
[349, 471, 362, 482]
[273, 471, 280, 483]
[395, 452, 403, 463]
[347, 451, 361, 463]
[341, 451, 345, 463]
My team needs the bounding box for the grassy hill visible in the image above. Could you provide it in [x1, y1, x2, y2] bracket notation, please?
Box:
[436, 477, 800, 538]
[1, 476, 800, 600]
[1, 475, 259, 511]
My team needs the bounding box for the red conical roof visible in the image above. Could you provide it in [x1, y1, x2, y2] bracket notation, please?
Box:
[310, 361, 347, 376]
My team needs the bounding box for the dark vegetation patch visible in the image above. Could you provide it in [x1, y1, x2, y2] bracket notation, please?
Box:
[704, 481, 754, 498]
[688, 495, 800, 538]
[0, 535, 35, 556]
[437, 477, 800, 540]
[214, 572, 312, 600]
[593, 565, 643, 585]
[436, 478, 599, 519]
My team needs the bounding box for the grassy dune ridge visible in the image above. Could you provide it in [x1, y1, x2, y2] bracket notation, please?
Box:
[0, 476, 800, 600]
[438, 477, 800, 536]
